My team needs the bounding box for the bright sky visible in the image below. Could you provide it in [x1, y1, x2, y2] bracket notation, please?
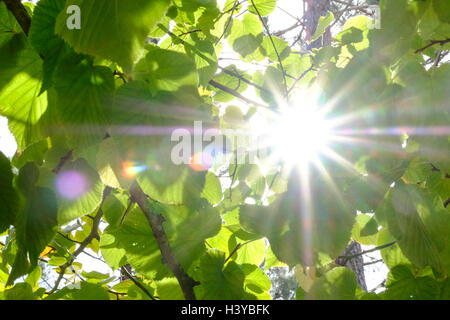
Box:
[0, 0, 387, 294]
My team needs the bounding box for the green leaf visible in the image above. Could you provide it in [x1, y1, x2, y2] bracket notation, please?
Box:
[352, 214, 379, 245]
[385, 265, 439, 299]
[0, 152, 19, 233]
[71, 282, 110, 300]
[240, 169, 355, 266]
[0, 34, 48, 151]
[0, 2, 22, 34]
[260, 36, 290, 62]
[29, 0, 72, 92]
[184, 35, 219, 87]
[55, 0, 171, 71]
[2, 282, 35, 300]
[110, 204, 221, 279]
[381, 182, 449, 274]
[52, 53, 115, 149]
[432, 0, 450, 23]
[228, 13, 263, 58]
[194, 249, 253, 299]
[156, 277, 184, 300]
[248, 0, 277, 17]
[38, 158, 104, 225]
[229, 237, 265, 266]
[134, 45, 199, 96]
[310, 11, 333, 42]
[210, 66, 249, 102]
[377, 228, 411, 270]
[15, 186, 58, 264]
[306, 267, 357, 300]
[201, 172, 223, 205]
[100, 232, 126, 270]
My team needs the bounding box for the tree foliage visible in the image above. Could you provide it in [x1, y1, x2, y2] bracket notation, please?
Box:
[0, 0, 449, 300]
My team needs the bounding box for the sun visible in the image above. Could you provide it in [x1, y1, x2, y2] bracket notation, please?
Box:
[250, 92, 334, 167]
[272, 104, 332, 165]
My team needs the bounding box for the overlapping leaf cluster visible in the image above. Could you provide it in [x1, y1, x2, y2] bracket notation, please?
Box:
[0, 0, 449, 300]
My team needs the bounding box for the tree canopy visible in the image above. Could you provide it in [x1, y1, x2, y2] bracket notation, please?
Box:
[0, 0, 449, 300]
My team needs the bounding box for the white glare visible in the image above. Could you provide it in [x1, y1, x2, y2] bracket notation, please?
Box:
[272, 105, 331, 164]
[249, 91, 333, 167]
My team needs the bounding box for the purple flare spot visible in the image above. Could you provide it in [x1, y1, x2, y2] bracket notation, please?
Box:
[55, 170, 89, 200]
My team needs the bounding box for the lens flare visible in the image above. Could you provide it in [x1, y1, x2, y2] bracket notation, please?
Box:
[122, 161, 148, 179]
[55, 170, 89, 200]
[189, 146, 226, 172]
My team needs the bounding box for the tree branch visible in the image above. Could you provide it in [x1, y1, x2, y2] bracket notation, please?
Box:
[209, 80, 270, 108]
[3, 0, 31, 35]
[47, 187, 112, 295]
[129, 182, 199, 300]
[336, 241, 396, 266]
[52, 150, 73, 174]
[415, 38, 450, 54]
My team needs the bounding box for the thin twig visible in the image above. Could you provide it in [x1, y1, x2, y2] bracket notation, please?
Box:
[216, 0, 238, 44]
[120, 266, 157, 301]
[250, 0, 288, 96]
[47, 187, 112, 295]
[224, 238, 262, 263]
[415, 38, 450, 54]
[57, 232, 82, 244]
[209, 80, 270, 108]
[337, 241, 396, 265]
[52, 150, 73, 174]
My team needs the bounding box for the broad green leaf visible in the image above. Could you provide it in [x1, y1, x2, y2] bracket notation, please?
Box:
[134, 45, 199, 97]
[432, 0, 450, 23]
[240, 168, 355, 266]
[100, 233, 126, 270]
[248, 0, 277, 17]
[1, 283, 35, 300]
[228, 13, 263, 58]
[260, 36, 290, 62]
[38, 158, 104, 225]
[29, 0, 71, 92]
[310, 12, 333, 42]
[184, 35, 219, 87]
[156, 277, 184, 300]
[52, 53, 115, 150]
[377, 228, 411, 270]
[15, 185, 58, 264]
[0, 152, 19, 233]
[229, 237, 265, 266]
[71, 282, 110, 300]
[201, 172, 223, 205]
[351, 214, 379, 246]
[306, 267, 357, 300]
[264, 245, 287, 269]
[12, 140, 48, 169]
[55, 0, 171, 70]
[194, 249, 253, 299]
[210, 66, 249, 102]
[240, 263, 271, 299]
[381, 182, 449, 274]
[0, 2, 22, 34]
[0, 34, 48, 151]
[385, 265, 439, 299]
[110, 204, 221, 279]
